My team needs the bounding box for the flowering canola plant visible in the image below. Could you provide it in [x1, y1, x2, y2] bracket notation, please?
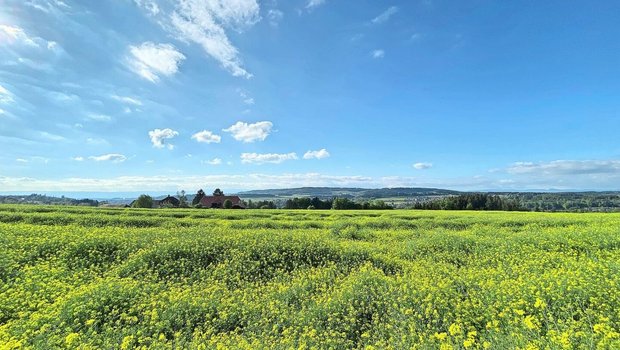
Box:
[0, 205, 619, 349]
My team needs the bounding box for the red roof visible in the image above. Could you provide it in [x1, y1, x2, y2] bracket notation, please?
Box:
[199, 195, 242, 208]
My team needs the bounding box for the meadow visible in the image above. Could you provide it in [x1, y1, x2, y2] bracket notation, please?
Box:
[0, 205, 619, 349]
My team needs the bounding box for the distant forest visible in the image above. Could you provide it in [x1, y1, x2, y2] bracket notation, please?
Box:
[2, 191, 620, 212]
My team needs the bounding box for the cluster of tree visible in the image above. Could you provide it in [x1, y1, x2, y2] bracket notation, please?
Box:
[508, 192, 620, 212]
[284, 197, 333, 209]
[413, 194, 525, 211]
[0, 194, 99, 206]
[245, 200, 277, 209]
[132, 194, 153, 208]
[277, 197, 393, 210]
[332, 198, 393, 210]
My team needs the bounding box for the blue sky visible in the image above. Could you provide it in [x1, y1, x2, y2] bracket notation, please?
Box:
[1, 0, 619, 194]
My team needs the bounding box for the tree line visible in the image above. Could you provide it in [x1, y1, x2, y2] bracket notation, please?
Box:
[412, 194, 525, 211]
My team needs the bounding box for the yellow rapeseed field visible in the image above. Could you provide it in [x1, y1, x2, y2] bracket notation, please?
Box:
[0, 205, 618, 349]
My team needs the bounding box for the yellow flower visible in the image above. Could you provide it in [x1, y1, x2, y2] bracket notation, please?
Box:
[449, 323, 462, 336]
[434, 332, 448, 341]
[534, 298, 546, 309]
[523, 315, 538, 330]
[65, 333, 80, 347]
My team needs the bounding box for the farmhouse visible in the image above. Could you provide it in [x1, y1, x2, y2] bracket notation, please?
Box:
[199, 195, 243, 209]
[128, 195, 180, 208]
[159, 195, 180, 207]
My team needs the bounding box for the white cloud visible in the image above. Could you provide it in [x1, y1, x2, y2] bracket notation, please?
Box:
[204, 158, 223, 165]
[86, 114, 112, 122]
[267, 9, 284, 26]
[0, 24, 38, 47]
[127, 42, 186, 82]
[39, 131, 66, 142]
[165, 0, 260, 78]
[16, 158, 29, 163]
[24, 0, 70, 14]
[88, 154, 127, 163]
[413, 162, 433, 170]
[148, 128, 179, 149]
[0, 24, 63, 53]
[241, 152, 298, 164]
[191, 130, 221, 144]
[0, 84, 14, 104]
[303, 149, 330, 160]
[223, 121, 273, 142]
[237, 89, 255, 104]
[111, 94, 143, 106]
[372, 49, 385, 59]
[86, 137, 108, 146]
[306, 0, 325, 10]
[72, 156, 84, 161]
[371, 6, 398, 24]
[0, 173, 379, 192]
[506, 160, 620, 175]
[134, 0, 160, 15]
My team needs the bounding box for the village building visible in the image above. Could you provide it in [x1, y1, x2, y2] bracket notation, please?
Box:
[159, 195, 180, 207]
[198, 188, 244, 209]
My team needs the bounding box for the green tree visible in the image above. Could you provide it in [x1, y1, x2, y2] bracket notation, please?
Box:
[132, 194, 153, 208]
[192, 189, 205, 206]
[177, 190, 188, 208]
[223, 199, 233, 209]
[213, 188, 224, 196]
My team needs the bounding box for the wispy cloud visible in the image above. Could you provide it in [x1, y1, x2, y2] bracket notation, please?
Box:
[85, 114, 112, 122]
[156, 0, 261, 78]
[0, 173, 379, 192]
[372, 49, 385, 59]
[306, 0, 326, 10]
[267, 9, 284, 26]
[39, 131, 66, 142]
[0, 84, 14, 104]
[506, 160, 620, 175]
[111, 94, 142, 106]
[237, 89, 255, 105]
[127, 42, 186, 83]
[85, 137, 108, 146]
[88, 153, 127, 163]
[241, 152, 298, 164]
[148, 128, 179, 149]
[0, 24, 63, 55]
[303, 149, 330, 160]
[191, 130, 221, 144]
[1, 24, 40, 47]
[413, 162, 433, 170]
[203, 158, 222, 165]
[224, 121, 273, 143]
[134, 0, 159, 16]
[371, 6, 398, 24]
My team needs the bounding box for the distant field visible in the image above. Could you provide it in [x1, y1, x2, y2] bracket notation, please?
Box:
[0, 206, 619, 349]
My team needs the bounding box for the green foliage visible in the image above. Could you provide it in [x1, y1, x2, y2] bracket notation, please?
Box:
[415, 193, 524, 211]
[0, 205, 619, 349]
[223, 199, 233, 209]
[132, 194, 153, 208]
[192, 189, 205, 206]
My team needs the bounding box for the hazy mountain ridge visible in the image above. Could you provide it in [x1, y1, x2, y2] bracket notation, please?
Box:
[235, 187, 462, 199]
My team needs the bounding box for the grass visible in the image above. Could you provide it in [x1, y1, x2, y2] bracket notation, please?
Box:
[0, 205, 619, 349]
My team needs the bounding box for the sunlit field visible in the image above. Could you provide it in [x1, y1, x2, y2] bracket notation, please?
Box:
[0, 205, 619, 349]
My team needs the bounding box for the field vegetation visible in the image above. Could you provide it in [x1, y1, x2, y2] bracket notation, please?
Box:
[0, 205, 619, 349]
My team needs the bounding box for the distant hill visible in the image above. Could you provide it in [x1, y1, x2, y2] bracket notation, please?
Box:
[0, 194, 99, 206]
[235, 187, 461, 199]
